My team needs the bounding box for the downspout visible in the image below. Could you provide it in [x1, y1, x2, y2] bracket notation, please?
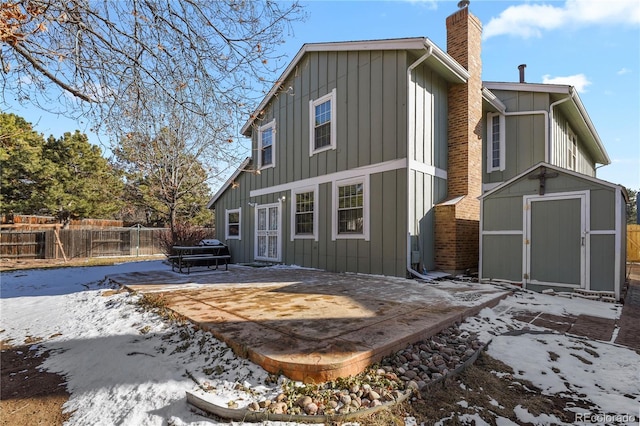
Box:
[548, 92, 574, 164]
[406, 47, 433, 279]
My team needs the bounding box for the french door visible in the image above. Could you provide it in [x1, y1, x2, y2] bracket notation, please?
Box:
[255, 203, 281, 262]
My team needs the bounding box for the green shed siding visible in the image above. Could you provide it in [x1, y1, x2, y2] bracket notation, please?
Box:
[481, 234, 522, 282]
[481, 195, 522, 231]
[480, 163, 623, 298]
[590, 234, 615, 292]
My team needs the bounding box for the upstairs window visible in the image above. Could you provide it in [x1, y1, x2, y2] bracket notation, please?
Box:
[486, 113, 505, 172]
[309, 89, 337, 155]
[258, 119, 275, 169]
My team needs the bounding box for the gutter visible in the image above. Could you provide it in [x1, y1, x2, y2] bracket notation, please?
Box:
[406, 47, 433, 279]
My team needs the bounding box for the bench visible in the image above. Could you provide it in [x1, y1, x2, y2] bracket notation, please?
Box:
[170, 244, 231, 274]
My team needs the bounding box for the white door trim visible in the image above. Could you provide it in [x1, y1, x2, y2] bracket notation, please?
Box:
[522, 190, 590, 290]
[254, 202, 282, 262]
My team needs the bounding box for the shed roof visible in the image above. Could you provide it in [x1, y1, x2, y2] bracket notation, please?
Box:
[241, 37, 469, 136]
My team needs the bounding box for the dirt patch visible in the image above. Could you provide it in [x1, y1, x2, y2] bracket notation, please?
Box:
[0, 255, 163, 272]
[0, 340, 70, 426]
[401, 352, 588, 425]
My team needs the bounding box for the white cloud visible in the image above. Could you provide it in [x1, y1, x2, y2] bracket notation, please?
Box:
[617, 67, 632, 75]
[542, 73, 592, 93]
[403, 0, 438, 10]
[484, 0, 640, 39]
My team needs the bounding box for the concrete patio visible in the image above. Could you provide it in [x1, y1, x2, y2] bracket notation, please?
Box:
[107, 265, 509, 382]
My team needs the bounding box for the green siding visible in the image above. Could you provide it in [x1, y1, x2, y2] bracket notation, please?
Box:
[482, 196, 522, 231]
[590, 234, 615, 291]
[481, 235, 522, 282]
[481, 165, 620, 294]
[530, 198, 581, 285]
[591, 188, 615, 230]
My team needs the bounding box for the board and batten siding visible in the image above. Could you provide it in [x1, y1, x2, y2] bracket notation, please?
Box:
[480, 165, 624, 296]
[550, 110, 596, 177]
[483, 90, 548, 186]
[249, 49, 409, 191]
[215, 48, 425, 276]
[407, 55, 450, 272]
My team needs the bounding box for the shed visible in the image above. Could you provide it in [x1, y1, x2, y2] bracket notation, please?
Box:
[480, 162, 627, 300]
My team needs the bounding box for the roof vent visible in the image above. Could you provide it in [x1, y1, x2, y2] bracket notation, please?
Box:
[518, 64, 526, 83]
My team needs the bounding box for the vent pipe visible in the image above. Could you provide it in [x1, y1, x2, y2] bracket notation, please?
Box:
[518, 64, 526, 83]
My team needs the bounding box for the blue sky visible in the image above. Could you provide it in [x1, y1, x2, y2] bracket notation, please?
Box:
[7, 0, 640, 190]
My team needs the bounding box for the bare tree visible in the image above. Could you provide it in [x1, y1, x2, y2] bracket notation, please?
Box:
[1, 0, 303, 150]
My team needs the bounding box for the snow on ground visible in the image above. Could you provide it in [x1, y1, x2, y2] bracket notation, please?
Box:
[1, 261, 639, 425]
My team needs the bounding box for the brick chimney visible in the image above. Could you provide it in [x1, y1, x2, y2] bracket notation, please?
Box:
[434, 5, 483, 273]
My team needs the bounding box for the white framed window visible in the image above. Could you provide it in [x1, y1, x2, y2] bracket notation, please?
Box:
[258, 119, 276, 169]
[486, 112, 505, 172]
[225, 208, 241, 240]
[567, 127, 578, 171]
[291, 186, 318, 241]
[309, 88, 337, 156]
[332, 176, 369, 241]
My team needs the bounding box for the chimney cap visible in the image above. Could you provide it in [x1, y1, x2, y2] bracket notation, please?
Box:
[457, 0, 470, 9]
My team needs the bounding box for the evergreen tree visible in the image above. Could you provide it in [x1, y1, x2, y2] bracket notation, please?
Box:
[0, 113, 123, 219]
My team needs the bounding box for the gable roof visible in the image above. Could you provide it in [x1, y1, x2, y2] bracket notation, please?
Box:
[483, 82, 610, 165]
[206, 157, 251, 209]
[479, 161, 624, 200]
[241, 37, 470, 136]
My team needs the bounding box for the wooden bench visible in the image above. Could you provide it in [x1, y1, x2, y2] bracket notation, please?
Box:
[170, 244, 231, 274]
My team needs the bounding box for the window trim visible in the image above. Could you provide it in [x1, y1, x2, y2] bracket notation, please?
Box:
[309, 88, 337, 156]
[258, 119, 276, 170]
[290, 185, 319, 241]
[332, 176, 370, 241]
[486, 112, 506, 173]
[225, 208, 241, 240]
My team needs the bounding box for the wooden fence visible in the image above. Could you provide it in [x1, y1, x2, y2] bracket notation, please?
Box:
[0, 228, 215, 260]
[628, 224, 640, 262]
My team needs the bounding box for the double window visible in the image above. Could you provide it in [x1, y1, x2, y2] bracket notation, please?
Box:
[225, 208, 241, 240]
[258, 119, 275, 169]
[309, 89, 337, 155]
[486, 113, 505, 172]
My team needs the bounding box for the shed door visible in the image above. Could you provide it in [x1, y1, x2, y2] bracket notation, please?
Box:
[525, 194, 586, 288]
[255, 203, 281, 262]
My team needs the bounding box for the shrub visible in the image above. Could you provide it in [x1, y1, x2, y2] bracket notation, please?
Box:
[159, 222, 211, 256]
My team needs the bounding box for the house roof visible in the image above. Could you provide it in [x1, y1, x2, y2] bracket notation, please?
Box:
[206, 157, 252, 209]
[483, 82, 610, 165]
[479, 161, 624, 200]
[241, 37, 469, 136]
